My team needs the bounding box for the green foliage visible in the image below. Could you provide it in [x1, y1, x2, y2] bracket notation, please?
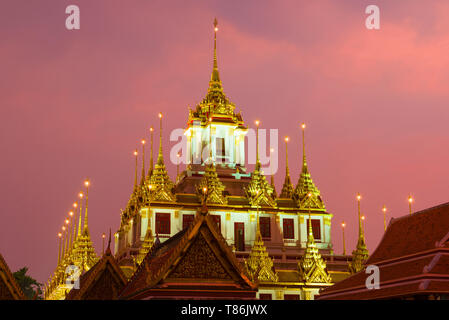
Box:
[13, 267, 43, 300]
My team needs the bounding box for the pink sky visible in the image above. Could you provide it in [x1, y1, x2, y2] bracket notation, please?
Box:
[1, 0, 449, 284]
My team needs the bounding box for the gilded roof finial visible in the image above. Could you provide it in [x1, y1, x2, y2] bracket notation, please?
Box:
[294, 123, 326, 210]
[71, 202, 77, 246]
[133, 150, 138, 192]
[270, 148, 277, 197]
[77, 191, 84, 237]
[83, 179, 90, 234]
[255, 120, 260, 169]
[209, 117, 213, 163]
[280, 137, 294, 198]
[301, 123, 308, 172]
[57, 232, 62, 265]
[148, 113, 175, 202]
[61, 225, 67, 258]
[157, 113, 164, 165]
[212, 18, 220, 82]
[148, 126, 154, 178]
[349, 193, 369, 273]
[140, 139, 146, 185]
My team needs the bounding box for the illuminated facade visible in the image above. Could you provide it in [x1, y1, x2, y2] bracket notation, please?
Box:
[113, 19, 352, 300]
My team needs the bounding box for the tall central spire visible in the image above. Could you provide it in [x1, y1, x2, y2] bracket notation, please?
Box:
[280, 137, 294, 198]
[211, 18, 220, 83]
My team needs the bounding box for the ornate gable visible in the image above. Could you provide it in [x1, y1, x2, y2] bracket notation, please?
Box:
[168, 232, 231, 280]
[66, 248, 127, 300]
[196, 164, 227, 205]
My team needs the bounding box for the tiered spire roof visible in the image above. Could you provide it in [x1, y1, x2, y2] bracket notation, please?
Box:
[280, 137, 294, 198]
[188, 19, 242, 125]
[294, 124, 325, 210]
[196, 163, 227, 205]
[245, 213, 278, 282]
[298, 198, 332, 283]
[349, 193, 369, 273]
[245, 121, 276, 207]
[148, 113, 175, 202]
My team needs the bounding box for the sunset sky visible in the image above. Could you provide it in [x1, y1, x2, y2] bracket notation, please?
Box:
[2, 0, 449, 283]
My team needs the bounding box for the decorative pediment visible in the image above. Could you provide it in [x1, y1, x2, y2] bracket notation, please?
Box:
[169, 232, 231, 280]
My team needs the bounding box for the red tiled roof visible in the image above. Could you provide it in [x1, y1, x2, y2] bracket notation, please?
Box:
[318, 202, 449, 300]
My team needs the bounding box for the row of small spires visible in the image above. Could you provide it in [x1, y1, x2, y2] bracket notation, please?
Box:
[56, 179, 90, 265]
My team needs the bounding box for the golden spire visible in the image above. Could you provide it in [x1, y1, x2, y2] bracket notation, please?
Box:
[280, 136, 294, 198]
[245, 120, 276, 208]
[298, 193, 331, 284]
[341, 222, 346, 255]
[408, 194, 413, 215]
[255, 120, 260, 169]
[349, 193, 369, 274]
[294, 123, 325, 210]
[269, 148, 277, 197]
[211, 18, 220, 82]
[77, 192, 84, 237]
[83, 179, 90, 234]
[244, 206, 278, 283]
[382, 205, 387, 231]
[62, 225, 67, 258]
[147, 126, 154, 178]
[133, 150, 138, 192]
[209, 116, 213, 162]
[157, 113, 163, 165]
[148, 113, 175, 202]
[64, 219, 70, 254]
[68, 210, 74, 248]
[140, 139, 146, 185]
[57, 232, 62, 265]
[71, 202, 77, 246]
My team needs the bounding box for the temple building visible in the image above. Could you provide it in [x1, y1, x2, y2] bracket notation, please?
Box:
[112, 19, 352, 300]
[318, 202, 449, 300]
